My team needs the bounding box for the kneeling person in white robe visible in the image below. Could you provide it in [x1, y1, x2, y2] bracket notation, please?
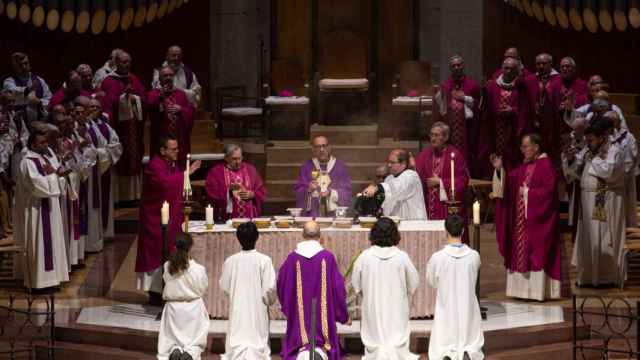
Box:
[219, 222, 276, 360]
[158, 233, 210, 360]
[352, 217, 420, 360]
[361, 149, 427, 220]
[427, 215, 484, 360]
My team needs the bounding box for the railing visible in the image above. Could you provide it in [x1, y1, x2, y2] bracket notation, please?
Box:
[0, 292, 55, 359]
[573, 295, 640, 359]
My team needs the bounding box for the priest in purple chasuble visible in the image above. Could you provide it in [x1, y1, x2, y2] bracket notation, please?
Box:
[479, 58, 532, 177]
[432, 55, 481, 170]
[277, 221, 349, 360]
[205, 144, 266, 222]
[492, 134, 564, 301]
[415, 122, 469, 242]
[135, 136, 201, 299]
[99, 51, 146, 201]
[294, 136, 352, 217]
[147, 66, 195, 169]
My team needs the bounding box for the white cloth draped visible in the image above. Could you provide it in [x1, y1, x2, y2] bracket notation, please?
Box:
[219, 250, 276, 360]
[380, 170, 428, 220]
[351, 246, 420, 360]
[427, 244, 484, 360]
[158, 259, 210, 360]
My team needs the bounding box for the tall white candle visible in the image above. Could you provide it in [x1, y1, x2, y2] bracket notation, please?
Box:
[161, 201, 170, 225]
[205, 204, 214, 224]
[183, 153, 192, 198]
[473, 200, 480, 225]
[450, 152, 455, 199]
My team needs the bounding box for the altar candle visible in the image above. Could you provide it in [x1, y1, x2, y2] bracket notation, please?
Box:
[473, 200, 480, 225]
[184, 153, 192, 197]
[450, 152, 455, 199]
[205, 204, 214, 224]
[161, 201, 170, 225]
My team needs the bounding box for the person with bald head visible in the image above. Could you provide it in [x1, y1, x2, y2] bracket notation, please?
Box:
[568, 88, 628, 130]
[432, 55, 481, 167]
[100, 50, 146, 202]
[147, 66, 194, 168]
[491, 47, 532, 80]
[294, 135, 352, 217]
[362, 148, 427, 220]
[277, 220, 349, 360]
[151, 45, 202, 106]
[3, 52, 52, 123]
[549, 57, 589, 123]
[607, 110, 638, 227]
[93, 48, 123, 89]
[479, 57, 533, 174]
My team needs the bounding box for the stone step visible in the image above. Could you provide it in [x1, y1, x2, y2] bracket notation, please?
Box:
[266, 162, 384, 182]
[610, 93, 639, 115]
[265, 180, 370, 199]
[267, 141, 419, 163]
[309, 123, 379, 145]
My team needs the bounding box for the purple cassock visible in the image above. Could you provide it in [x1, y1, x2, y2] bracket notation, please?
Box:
[135, 155, 184, 273]
[495, 155, 562, 282]
[100, 73, 146, 177]
[548, 76, 589, 159]
[524, 72, 562, 166]
[294, 158, 352, 217]
[147, 88, 194, 169]
[277, 246, 349, 360]
[415, 144, 469, 242]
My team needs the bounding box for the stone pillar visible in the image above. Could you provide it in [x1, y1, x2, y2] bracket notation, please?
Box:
[420, 0, 442, 83]
[438, 0, 483, 83]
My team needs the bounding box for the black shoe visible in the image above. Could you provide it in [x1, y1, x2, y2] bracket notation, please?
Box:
[180, 352, 193, 360]
[169, 349, 182, 360]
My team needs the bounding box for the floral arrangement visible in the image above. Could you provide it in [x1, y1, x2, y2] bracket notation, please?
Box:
[407, 89, 419, 97]
[279, 89, 294, 97]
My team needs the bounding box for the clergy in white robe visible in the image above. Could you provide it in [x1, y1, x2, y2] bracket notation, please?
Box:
[351, 217, 420, 360]
[219, 222, 276, 360]
[607, 111, 638, 228]
[17, 131, 69, 289]
[361, 149, 427, 220]
[151, 46, 202, 106]
[158, 233, 209, 360]
[2, 53, 52, 123]
[564, 117, 626, 286]
[427, 214, 484, 360]
[92, 49, 122, 89]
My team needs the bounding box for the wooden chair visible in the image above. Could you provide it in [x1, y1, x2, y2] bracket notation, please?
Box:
[391, 61, 433, 140]
[262, 59, 311, 139]
[315, 29, 374, 125]
[215, 86, 265, 140]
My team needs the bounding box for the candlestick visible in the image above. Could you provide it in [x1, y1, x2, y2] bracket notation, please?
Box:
[183, 153, 192, 199]
[473, 200, 480, 225]
[161, 201, 170, 225]
[450, 152, 455, 199]
[205, 204, 214, 230]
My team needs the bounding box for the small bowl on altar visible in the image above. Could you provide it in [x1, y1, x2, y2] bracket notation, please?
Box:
[316, 217, 334, 228]
[253, 218, 272, 229]
[358, 216, 378, 229]
[274, 216, 293, 228]
[293, 216, 313, 228]
[334, 217, 353, 229]
[231, 218, 250, 228]
[287, 208, 303, 217]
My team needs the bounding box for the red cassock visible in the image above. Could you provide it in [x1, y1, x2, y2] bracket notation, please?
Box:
[147, 88, 195, 168]
[548, 76, 589, 155]
[205, 162, 266, 222]
[495, 155, 562, 282]
[100, 73, 146, 177]
[478, 79, 533, 177]
[432, 76, 481, 174]
[524, 72, 562, 165]
[415, 144, 469, 242]
[491, 67, 533, 81]
[135, 155, 184, 273]
[49, 88, 94, 109]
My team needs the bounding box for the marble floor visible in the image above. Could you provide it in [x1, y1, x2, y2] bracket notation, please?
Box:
[74, 301, 565, 335]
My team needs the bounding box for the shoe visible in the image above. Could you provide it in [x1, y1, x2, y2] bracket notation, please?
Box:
[169, 349, 182, 360]
[180, 352, 193, 360]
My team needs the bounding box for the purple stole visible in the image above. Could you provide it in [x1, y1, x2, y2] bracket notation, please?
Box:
[87, 127, 101, 210]
[28, 157, 54, 271]
[12, 74, 44, 98]
[183, 65, 194, 89]
[80, 182, 88, 236]
[96, 120, 112, 229]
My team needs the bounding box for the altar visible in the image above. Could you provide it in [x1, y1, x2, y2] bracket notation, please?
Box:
[187, 220, 447, 319]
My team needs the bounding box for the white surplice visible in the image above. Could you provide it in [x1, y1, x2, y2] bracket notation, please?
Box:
[351, 245, 420, 360]
[380, 170, 427, 220]
[427, 244, 484, 360]
[72, 130, 99, 253]
[158, 259, 210, 360]
[151, 62, 202, 106]
[17, 150, 69, 289]
[565, 143, 626, 286]
[219, 250, 276, 360]
[611, 128, 638, 227]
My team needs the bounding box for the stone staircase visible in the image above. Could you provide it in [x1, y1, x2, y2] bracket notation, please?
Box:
[262, 124, 421, 215]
